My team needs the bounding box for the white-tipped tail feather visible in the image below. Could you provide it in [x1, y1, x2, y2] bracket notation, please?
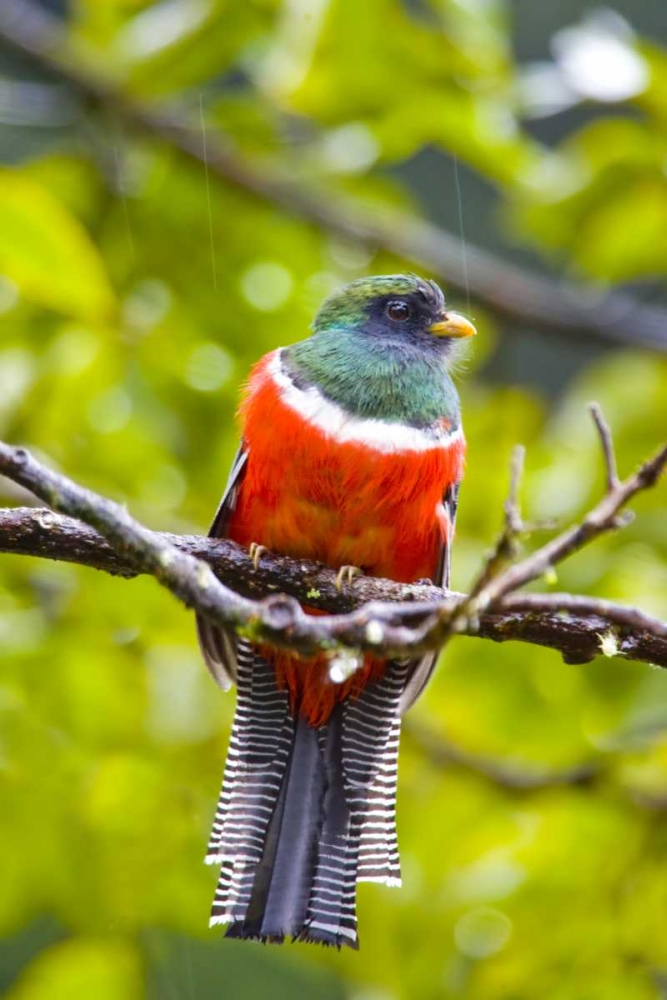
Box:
[206, 643, 408, 948]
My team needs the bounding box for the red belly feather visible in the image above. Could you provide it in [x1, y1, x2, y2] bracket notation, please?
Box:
[227, 353, 465, 724]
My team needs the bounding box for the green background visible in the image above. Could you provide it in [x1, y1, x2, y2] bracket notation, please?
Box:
[1, 0, 667, 997]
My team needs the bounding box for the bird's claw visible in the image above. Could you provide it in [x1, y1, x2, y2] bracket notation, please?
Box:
[248, 542, 267, 571]
[335, 565, 362, 592]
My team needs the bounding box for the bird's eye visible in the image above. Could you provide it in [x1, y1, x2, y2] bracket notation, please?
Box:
[386, 300, 411, 322]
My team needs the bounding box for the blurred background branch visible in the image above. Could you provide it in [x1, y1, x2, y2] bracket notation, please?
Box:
[1, 0, 667, 351]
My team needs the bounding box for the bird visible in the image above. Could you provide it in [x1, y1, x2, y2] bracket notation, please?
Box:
[197, 273, 475, 949]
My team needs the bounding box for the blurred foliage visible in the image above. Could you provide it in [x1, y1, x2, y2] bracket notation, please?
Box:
[1, 0, 667, 998]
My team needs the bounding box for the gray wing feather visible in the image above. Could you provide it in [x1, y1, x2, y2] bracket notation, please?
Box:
[196, 445, 248, 690]
[398, 482, 459, 715]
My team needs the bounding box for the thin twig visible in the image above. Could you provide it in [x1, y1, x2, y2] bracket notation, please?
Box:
[477, 422, 667, 608]
[500, 592, 667, 638]
[505, 444, 526, 535]
[589, 401, 619, 491]
[469, 444, 526, 600]
[0, 0, 667, 351]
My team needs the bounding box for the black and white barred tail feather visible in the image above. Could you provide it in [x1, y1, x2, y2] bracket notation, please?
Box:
[206, 640, 408, 949]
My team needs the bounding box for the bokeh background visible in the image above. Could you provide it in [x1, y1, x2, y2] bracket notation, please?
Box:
[1, 0, 667, 997]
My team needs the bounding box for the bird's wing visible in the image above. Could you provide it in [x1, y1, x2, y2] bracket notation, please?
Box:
[196, 444, 248, 690]
[398, 482, 460, 715]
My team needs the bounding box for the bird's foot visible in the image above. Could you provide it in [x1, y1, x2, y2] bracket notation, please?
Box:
[335, 565, 363, 592]
[248, 542, 268, 571]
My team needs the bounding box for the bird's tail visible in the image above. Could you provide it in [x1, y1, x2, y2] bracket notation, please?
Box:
[206, 645, 408, 949]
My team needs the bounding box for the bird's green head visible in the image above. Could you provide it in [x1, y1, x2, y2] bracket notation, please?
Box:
[286, 273, 475, 425]
[312, 273, 476, 347]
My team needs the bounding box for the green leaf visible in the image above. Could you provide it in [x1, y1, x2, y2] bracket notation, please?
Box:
[0, 170, 116, 322]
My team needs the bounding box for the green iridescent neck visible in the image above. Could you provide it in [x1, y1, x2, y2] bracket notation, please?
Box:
[285, 329, 460, 428]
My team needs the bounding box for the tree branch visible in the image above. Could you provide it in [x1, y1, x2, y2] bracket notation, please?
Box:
[475, 419, 667, 608]
[0, 410, 665, 670]
[1, 504, 665, 666]
[404, 721, 602, 792]
[1, 0, 667, 352]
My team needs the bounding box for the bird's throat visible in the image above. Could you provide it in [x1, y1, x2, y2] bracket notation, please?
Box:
[285, 330, 460, 429]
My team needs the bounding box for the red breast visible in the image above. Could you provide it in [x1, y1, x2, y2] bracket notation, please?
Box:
[227, 351, 466, 724]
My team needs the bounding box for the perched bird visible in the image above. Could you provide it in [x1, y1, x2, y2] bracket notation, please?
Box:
[197, 273, 475, 949]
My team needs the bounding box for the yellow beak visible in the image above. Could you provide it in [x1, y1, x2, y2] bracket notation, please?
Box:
[428, 312, 477, 339]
